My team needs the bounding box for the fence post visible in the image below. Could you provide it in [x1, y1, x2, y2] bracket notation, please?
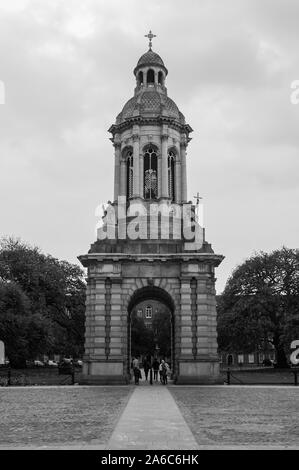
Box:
[226, 368, 230, 385]
[293, 370, 298, 386]
[7, 367, 11, 386]
[71, 370, 75, 385]
[150, 367, 153, 385]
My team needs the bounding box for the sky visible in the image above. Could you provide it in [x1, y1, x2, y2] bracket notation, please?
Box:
[0, 0, 298, 293]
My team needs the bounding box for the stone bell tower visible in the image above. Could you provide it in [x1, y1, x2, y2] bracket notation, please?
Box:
[79, 32, 224, 384]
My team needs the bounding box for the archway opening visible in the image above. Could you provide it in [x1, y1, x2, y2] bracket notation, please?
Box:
[138, 70, 144, 85]
[147, 69, 155, 84]
[127, 286, 175, 381]
[158, 71, 164, 85]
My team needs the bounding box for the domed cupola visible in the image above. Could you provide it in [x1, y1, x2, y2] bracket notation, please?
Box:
[113, 32, 189, 127]
[108, 31, 193, 205]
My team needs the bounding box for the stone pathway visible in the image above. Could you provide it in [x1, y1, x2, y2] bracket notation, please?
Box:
[106, 383, 199, 450]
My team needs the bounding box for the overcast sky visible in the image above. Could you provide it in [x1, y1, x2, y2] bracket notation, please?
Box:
[0, 0, 298, 292]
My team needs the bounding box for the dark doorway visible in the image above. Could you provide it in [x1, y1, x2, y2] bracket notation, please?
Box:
[127, 287, 175, 378]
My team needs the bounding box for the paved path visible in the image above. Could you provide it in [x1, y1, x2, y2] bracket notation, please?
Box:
[106, 383, 199, 450]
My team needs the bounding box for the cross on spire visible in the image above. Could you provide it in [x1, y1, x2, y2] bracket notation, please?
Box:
[193, 192, 203, 205]
[145, 30, 156, 50]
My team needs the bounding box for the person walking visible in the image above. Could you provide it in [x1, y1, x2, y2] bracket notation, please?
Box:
[152, 358, 159, 382]
[143, 357, 150, 381]
[163, 360, 170, 385]
[132, 356, 141, 385]
[159, 360, 167, 385]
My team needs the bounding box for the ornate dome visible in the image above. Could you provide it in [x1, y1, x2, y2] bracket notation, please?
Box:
[137, 50, 164, 67]
[134, 49, 168, 75]
[116, 90, 185, 125]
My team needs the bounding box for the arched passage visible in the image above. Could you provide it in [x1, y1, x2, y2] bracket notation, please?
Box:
[126, 286, 176, 378]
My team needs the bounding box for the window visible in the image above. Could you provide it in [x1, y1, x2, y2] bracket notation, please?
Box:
[147, 69, 154, 84]
[144, 147, 158, 199]
[237, 354, 244, 364]
[168, 150, 175, 200]
[145, 306, 152, 319]
[126, 151, 133, 198]
[158, 71, 163, 85]
[137, 309, 143, 318]
[227, 354, 233, 365]
[138, 71, 144, 85]
[248, 354, 255, 364]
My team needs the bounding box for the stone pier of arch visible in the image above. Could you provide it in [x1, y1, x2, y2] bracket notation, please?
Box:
[79, 251, 223, 385]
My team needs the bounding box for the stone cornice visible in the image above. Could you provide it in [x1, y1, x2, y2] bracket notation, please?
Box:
[78, 252, 224, 267]
[108, 116, 193, 138]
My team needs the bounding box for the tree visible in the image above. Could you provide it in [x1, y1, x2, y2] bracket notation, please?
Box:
[217, 247, 299, 367]
[0, 281, 54, 367]
[152, 309, 171, 358]
[0, 237, 86, 366]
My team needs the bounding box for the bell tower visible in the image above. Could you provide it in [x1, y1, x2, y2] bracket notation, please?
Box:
[79, 32, 224, 384]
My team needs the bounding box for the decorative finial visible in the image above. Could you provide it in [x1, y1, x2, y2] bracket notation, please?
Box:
[144, 30, 156, 50]
[193, 192, 203, 206]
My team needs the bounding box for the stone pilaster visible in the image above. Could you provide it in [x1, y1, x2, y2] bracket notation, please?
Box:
[139, 152, 144, 198]
[158, 154, 162, 197]
[109, 279, 123, 358]
[196, 277, 210, 356]
[133, 132, 140, 197]
[113, 142, 121, 201]
[180, 140, 187, 202]
[120, 159, 126, 197]
[179, 278, 193, 358]
[190, 278, 198, 359]
[161, 133, 169, 198]
[175, 160, 182, 203]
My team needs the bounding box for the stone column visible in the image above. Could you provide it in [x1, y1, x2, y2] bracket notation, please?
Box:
[139, 152, 144, 198]
[133, 134, 140, 197]
[179, 278, 193, 359]
[120, 159, 127, 197]
[180, 141, 187, 202]
[82, 278, 95, 366]
[113, 142, 121, 201]
[175, 160, 182, 203]
[161, 134, 169, 198]
[91, 278, 107, 361]
[158, 154, 162, 197]
[196, 278, 210, 356]
[109, 279, 123, 359]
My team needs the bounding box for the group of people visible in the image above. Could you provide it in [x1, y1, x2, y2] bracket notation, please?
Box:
[131, 356, 170, 385]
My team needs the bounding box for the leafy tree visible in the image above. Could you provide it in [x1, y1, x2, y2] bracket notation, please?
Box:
[152, 309, 171, 358]
[0, 237, 86, 366]
[0, 281, 54, 367]
[217, 247, 299, 368]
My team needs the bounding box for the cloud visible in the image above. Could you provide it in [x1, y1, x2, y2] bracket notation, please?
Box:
[0, 0, 298, 293]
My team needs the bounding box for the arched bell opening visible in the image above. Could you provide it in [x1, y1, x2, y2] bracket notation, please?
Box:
[137, 70, 144, 86]
[147, 68, 155, 85]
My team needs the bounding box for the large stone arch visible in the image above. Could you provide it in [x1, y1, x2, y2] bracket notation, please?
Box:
[123, 278, 180, 313]
[122, 281, 180, 379]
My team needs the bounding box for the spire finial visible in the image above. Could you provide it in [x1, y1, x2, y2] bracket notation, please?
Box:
[144, 30, 156, 50]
